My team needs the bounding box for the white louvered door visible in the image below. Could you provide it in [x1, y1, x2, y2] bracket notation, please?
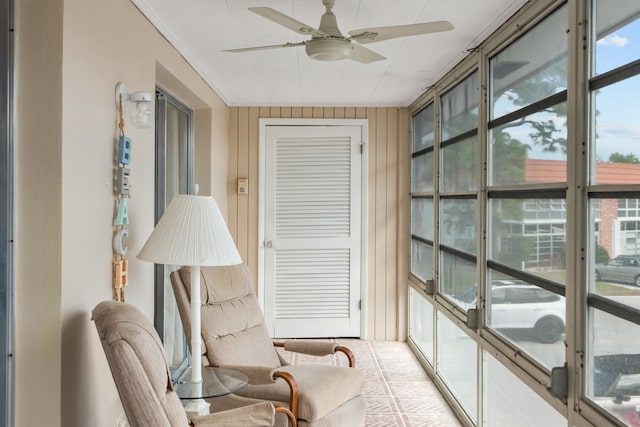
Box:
[264, 125, 362, 338]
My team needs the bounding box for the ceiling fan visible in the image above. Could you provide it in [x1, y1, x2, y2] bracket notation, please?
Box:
[224, 0, 454, 64]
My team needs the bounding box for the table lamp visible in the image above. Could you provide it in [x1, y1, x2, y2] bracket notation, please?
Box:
[138, 194, 242, 415]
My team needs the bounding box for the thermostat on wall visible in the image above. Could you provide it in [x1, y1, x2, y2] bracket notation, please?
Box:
[238, 178, 248, 195]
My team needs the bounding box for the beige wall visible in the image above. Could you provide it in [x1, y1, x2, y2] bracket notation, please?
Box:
[227, 106, 410, 341]
[15, 0, 230, 425]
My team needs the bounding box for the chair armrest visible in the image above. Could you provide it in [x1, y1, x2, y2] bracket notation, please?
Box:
[217, 364, 279, 385]
[275, 405, 297, 427]
[275, 341, 356, 367]
[218, 364, 300, 421]
[190, 402, 275, 426]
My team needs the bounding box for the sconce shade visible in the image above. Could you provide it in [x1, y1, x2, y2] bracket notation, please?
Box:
[137, 194, 242, 267]
[130, 92, 153, 129]
[115, 82, 153, 129]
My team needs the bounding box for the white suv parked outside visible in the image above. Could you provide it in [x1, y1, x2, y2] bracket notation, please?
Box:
[488, 282, 565, 344]
[452, 281, 566, 344]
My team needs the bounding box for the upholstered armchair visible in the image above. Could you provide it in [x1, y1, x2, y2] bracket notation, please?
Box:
[170, 263, 366, 427]
[92, 300, 278, 427]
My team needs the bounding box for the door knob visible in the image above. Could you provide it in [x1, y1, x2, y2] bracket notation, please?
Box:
[265, 241, 275, 248]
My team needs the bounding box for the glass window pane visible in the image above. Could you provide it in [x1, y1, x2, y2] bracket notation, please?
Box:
[412, 152, 434, 192]
[485, 351, 566, 426]
[441, 198, 477, 254]
[413, 103, 435, 152]
[411, 240, 433, 282]
[409, 287, 434, 364]
[593, 0, 640, 76]
[591, 75, 640, 185]
[441, 252, 476, 310]
[441, 71, 479, 141]
[437, 312, 478, 420]
[489, 199, 567, 283]
[489, 106, 568, 186]
[487, 270, 566, 370]
[441, 137, 478, 192]
[587, 309, 640, 425]
[590, 198, 640, 298]
[490, 6, 568, 119]
[159, 98, 192, 373]
[411, 198, 433, 240]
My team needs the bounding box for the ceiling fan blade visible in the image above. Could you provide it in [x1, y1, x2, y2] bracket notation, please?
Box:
[348, 44, 386, 64]
[249, 7, 330, 38]
[223, 42, 305, 53]
[349, 21, 454, 45]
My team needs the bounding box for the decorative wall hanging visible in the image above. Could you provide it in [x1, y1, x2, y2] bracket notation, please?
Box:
[113, 82, 152, 301]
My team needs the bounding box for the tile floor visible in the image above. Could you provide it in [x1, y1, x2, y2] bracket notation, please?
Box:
[277, 339, 462, 427]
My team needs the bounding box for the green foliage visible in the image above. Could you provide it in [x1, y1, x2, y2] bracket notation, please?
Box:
[608, 152, 640, 164]
[595, 244, 610, 264]
[497, 235, 534, 270]
[490, 129, 528, 185]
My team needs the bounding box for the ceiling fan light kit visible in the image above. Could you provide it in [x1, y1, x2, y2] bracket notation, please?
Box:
[305, 39, 353, 61]
[223, 0, 454, 64]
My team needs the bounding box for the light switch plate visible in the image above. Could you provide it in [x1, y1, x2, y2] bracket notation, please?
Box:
[238, 178, 248, 195]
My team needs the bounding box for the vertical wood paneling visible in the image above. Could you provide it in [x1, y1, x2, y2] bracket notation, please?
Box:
[324, 107, 335, 118]
[386, 108, 398, 340]
[345, 107, 355, 118]
[365, 107, 378, 338]
[228, 106, 408, 340]
[302, 107, 313, 118]
[396, 108, 410, 341]
[248, 107, 262, 286]
[228, 108, 239, 239]
[374, 108, 387, 340]
[237, 107, 250, 260]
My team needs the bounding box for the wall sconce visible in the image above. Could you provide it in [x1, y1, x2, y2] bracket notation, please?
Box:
[115, 82, 153, 129]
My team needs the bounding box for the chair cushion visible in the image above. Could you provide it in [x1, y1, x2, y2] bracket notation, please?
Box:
[236, 365, 365, 422]
[175, 265, 282, 369]
[92, 301, 190, 427]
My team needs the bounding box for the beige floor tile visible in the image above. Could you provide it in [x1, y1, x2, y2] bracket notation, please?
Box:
[286, 339, 461, 426]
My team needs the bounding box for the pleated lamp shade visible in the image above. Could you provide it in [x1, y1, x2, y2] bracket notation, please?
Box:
[137, 194, 242, 266]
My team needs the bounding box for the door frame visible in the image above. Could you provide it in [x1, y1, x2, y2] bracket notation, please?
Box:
[258, 118, 369, 339]
[153, 87, 194, 379]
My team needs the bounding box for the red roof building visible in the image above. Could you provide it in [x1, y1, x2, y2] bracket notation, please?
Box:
[523, 159, 640, 258]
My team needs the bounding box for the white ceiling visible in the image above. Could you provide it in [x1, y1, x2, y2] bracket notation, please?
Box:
[133, 0, 530, 107]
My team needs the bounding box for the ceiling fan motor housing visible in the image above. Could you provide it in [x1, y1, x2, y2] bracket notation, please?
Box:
[305, 38, 353, 61]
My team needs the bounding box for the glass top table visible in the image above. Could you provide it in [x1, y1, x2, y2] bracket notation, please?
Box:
[173, 367, 249, 400]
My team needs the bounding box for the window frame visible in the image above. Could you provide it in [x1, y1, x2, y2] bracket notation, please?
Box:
[407, 0, 640, 425]
[407, 0, 575, 425]
[580, 1, 640, 423]
[0, 0, 12, 424]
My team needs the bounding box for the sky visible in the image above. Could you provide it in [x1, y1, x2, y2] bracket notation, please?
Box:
[593, 17, 640, 162]
[494, 11, 640, 165]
